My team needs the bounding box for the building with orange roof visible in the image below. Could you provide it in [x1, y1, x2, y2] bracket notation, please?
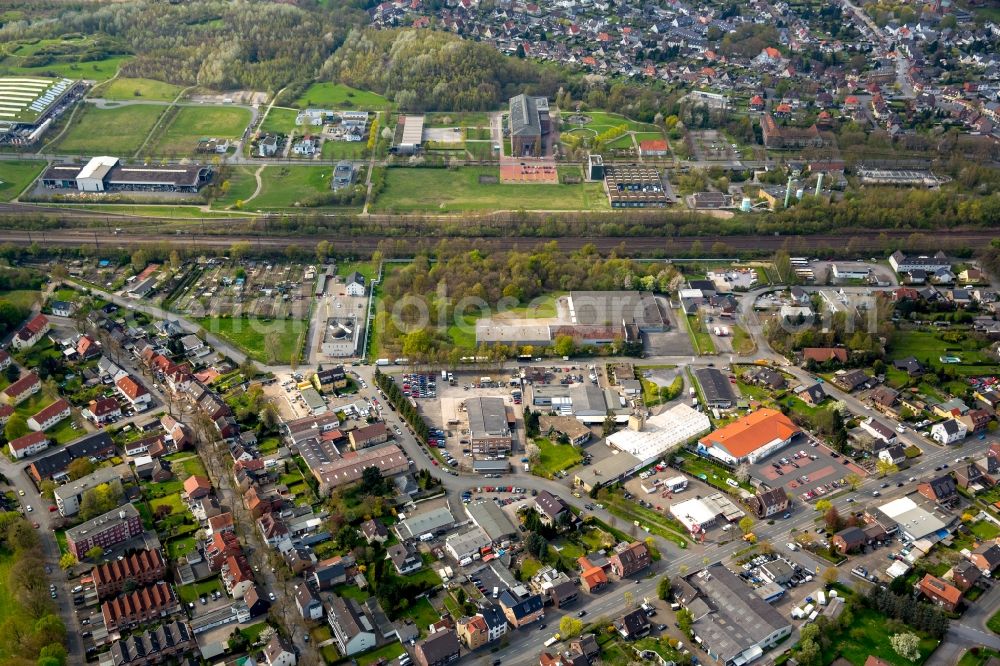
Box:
[578, 557, 609, 592]
[456, 615, 490, 649]
[183, 475, 212, 499]
[697, 409, 800, 465]
[917, 573, 962, 611]
[638, 139, 669, 157]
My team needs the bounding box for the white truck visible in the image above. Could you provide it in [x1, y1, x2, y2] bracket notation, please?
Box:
[817, 590, 827, 606]
[442, 370, 448, 380]
[375, 358, 391, 366]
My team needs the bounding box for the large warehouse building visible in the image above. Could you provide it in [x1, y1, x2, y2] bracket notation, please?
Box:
[697, 409, 800, 465]
[466, 397, 513, 456]
[607, 403, 711, 465]
[41, 156, 213, 193]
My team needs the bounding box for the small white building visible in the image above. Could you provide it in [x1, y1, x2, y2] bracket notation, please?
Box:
[345, 271, 366, 296]
[931, 419, 967, 445]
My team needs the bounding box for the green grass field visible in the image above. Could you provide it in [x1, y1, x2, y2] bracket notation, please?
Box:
[686, 314, 717, 355]
[534, 438, 583, 477]
[0, 55, 130, 81]
[568, 110, 659, 134]
[0, 548, 16, 633]
[153, 106, 251, 155]
[321, 139, 367, 160]
[250, 165, 333, 209]
[0, 160, 44, 201]
[372, 167, 609, 213]
[399, 597, 442, 635]
[820, 608, 938, 665]
[889, 329, 1000, 376]
[259, 107, 299, 135]
[211, 166, 258, 209]
[176, 576, 222, 604]
[195, 316, 306, 364]
[98, 78, 182, 102]
[294, 83, 390, 110]
[424, 112, 491, 127]
[55, 103, 164, 155]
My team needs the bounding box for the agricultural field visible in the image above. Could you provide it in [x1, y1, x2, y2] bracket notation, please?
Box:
[55, 103, 164, 155]
[97, 77, 182, 101]
[152, 105, 251, 155]
[371, 166, 609, 213]
[0, 160, 45, 201]
[250, 165, 335, 209]
[293, 83, 391, 110]
[195, 316, 307, 364]
[259, 107, 299, 136]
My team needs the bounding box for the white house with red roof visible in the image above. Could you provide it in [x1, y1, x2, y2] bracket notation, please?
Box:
[83, 397, 121, 425]
[9, 431, 50, 459]
[12, 314, 49, 350]
[27, 398, 71, 431]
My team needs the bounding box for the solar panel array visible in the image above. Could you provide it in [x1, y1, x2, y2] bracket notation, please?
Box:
[0, 77, 73, 122]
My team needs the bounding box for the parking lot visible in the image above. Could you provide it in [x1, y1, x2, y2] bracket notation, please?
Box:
[751, 439, 867, 505]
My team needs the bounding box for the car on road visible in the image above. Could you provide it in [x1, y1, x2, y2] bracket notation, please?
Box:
[268, 592, 276, 601]
[577, 610, 587, 617]
[538, 624, 547, 631]
[18, 489, 24, 496]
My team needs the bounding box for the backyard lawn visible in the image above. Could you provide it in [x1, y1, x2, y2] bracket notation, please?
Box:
[819, 607, 939, 665]
[176, 576, 223, 603]
[686, 313, 717, 355]
[98, 77, 182, 101]
[259, 107, 299, 136]
[195, 316, 306, 364]
[971, 520, 1000, 541]
[153, 106, 252, 155]
[400, 597, 442, 635]
[371, 167, 610, 213]
[56, 104, 164, 155]
[293, 83, 391, 110]
[0, 160, 45, 201]
[534, 438, 583, 478]
[356, 642, 405, 666]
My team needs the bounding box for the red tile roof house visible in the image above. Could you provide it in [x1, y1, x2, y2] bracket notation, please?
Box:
[917, 573, 962, 611]
[27, 398, 71, 431]
[801, 347, 848, 364]
[0, 349, 9, 371]
[83, 397, 122, 425]
[221, 553, 255, 598]
[609, 541, 652, 578]
[101, 582, 179, 633]
[12, 313, 50, 350]
[1, 372, 41, 405]
[182, 475, 212, 500]
[0, 404, 13, 427]
[116, 375, 151, 408]
[8, 431, 50, 459]
[638, 139, 670, 157]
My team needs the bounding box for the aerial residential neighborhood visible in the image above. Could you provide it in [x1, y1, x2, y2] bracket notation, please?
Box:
[2, 0, 1000, 665]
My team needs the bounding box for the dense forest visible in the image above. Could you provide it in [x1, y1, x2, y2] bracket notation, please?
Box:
[0, 0, 368, 91]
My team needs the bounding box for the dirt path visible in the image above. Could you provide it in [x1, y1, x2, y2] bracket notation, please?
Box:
[243, 164, 267, 205]
[131, 85, 195, 159]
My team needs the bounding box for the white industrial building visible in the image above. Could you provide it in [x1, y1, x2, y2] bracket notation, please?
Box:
[670, 498, 719, 534]
[876, 496, 950, 543]
[606, 403, 711, 465]
[445, 527, 492, 561]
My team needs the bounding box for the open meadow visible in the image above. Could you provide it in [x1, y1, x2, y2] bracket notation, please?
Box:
[55, 103, 164, 155]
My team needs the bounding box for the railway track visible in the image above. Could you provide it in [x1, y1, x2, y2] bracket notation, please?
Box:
[1, 227, 995, 254]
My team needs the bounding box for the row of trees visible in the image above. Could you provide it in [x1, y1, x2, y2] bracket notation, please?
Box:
[0, 512, 67, 666]
[374, 367, 431, 443]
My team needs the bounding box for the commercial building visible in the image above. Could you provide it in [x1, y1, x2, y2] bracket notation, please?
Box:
[0, 76, 85, 146]
[603, 164, 670, 208]
[508, 94, 550, 157]
[695, 367, 738, 409]
[54, 466, 122, 516]
[680, 564, 792, 666]
[466, 499, 516, 542]
[538, 414, 591, 446]
[874, 495, 952, 543]
[467, 397, 513, 455]
[697, 409, 801, 465]
[297, 440, 409, 494]
[606, 404, 711, 465]
[445, 527, 492, 561]
[395, 115, 425, 153]
[41, 156, 212, 193]
[395, 505, 456, 541]
[65, 503, 144, 559]
[348, 422, 388, 450]
[889, 251, 951, 274]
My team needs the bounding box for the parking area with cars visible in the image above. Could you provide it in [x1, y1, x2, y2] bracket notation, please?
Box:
[751, 439, 867, 504]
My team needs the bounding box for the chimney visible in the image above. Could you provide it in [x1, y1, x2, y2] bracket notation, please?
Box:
[814, 172, 824, 197]
[784, 176, 793, 208]
[628, 412, 645, 432]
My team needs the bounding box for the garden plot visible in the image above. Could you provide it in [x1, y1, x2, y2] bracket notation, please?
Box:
[169, 259, 315, 321]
